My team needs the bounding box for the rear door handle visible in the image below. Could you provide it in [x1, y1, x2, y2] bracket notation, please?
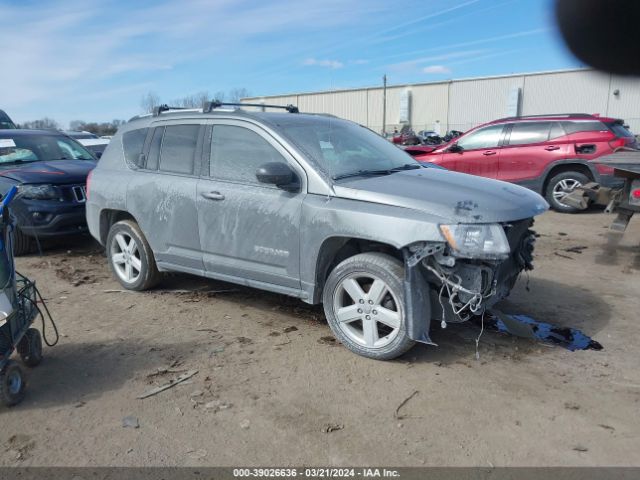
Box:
[483, 150, 497, 156]
[201, 191, 225, 201]
[545, 145, 560, 151]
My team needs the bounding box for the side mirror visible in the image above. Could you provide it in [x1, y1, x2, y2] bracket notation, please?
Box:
[256, 162, 299, 191]
[447, 142, 462, 153]
[95, 151, 103, 159]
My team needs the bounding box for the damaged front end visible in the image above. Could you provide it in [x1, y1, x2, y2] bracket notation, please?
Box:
[403, 219, 536, 345]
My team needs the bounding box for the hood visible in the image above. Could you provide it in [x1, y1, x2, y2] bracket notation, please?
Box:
[0, 160, 96, 185]
[403, 145, 438, 155]
[332, 168, 549, 223]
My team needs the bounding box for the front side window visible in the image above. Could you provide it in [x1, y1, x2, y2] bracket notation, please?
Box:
[158, 125, 199, 175]
[0, 135, 94, 165]
[456, 124, 504, 150]
[508, 122, 552, 145]
[210, 125, 287, 184]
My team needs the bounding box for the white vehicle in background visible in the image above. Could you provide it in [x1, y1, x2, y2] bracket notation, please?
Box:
[64, 131, 110, 158]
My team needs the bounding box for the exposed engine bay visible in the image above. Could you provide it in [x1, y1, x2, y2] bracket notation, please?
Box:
[403, 219, 537, 343]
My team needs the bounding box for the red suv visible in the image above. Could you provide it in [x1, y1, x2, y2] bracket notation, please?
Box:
[406, 113, 636, 212]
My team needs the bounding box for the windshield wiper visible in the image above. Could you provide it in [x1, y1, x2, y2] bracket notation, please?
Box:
[388, 163, 422, 172]
[332, 169, 394, 181]
[332, 164, 421, 181]
[0, 159, 29, 165]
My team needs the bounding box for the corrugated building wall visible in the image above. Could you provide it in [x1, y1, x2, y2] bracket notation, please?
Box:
[243, 68, 640, 134]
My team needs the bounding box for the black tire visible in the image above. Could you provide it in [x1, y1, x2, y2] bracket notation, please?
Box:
[0, 360, 26, 407]
[322, 252, 416, 360]
[18, 328, 43, 367]
[12, 228, 34, 256]
[106, 220, 161, 291]
[545, 171, 590, 213]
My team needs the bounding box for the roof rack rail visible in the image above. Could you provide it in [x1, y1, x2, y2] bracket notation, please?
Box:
[152, 104, 192, 116]
[202, 101, 299, 113]
[495, 113, 593, 122]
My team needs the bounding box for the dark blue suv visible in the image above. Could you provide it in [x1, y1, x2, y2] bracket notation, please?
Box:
[0, 130, 97, 254]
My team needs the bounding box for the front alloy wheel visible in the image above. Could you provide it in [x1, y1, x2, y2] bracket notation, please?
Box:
[333, 273, 402, 349]
[323, 252, 415, 360]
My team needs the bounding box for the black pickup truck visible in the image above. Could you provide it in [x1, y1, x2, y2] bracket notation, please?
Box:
[0, 110, 16, 130]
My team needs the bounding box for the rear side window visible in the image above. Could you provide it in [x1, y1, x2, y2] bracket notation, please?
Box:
[159, 125, 199, 175]
[549, 122, 565, 140]
[122, 128, 148, 167]
[508, 122, 551, 145]
[562, 121, 606, 134]
[210, 125, 286, 184]
[146, 127, 164, 170]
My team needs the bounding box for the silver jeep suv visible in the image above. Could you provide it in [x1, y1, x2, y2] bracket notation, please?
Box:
[86, 103, 548, 360]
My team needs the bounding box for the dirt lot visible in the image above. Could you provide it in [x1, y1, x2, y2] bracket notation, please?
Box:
[0, 210, 638, 467]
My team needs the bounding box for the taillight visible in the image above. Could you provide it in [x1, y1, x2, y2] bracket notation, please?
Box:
[608, 138, 626, 150]
[630, 180, 640, 206]
[86, 169, 93, 201]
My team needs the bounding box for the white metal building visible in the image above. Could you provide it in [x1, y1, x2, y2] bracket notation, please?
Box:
[242, 68, 640, 134]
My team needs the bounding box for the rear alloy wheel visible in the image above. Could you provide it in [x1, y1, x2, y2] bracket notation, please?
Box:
[545, 171, 590, 213]
[106, 220, 161, 291]
[323, 253, 415, 360]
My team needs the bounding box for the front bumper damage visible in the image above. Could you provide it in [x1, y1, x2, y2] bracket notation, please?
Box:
[402, 219, 536, 345]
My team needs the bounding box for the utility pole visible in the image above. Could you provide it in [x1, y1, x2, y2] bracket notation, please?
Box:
[382, 74, 387, 136]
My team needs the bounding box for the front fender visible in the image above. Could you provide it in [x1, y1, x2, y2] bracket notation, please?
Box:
[300, 194, 445, 302]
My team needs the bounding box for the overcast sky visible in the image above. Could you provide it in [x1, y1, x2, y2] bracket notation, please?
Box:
[0, 0, 579, 127]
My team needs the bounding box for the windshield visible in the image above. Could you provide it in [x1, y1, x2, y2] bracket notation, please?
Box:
[0, 134, 95, 165]
[275, 117, 419, 180]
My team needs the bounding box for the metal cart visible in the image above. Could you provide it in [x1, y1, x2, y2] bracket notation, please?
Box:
[0, 186, 57, 406]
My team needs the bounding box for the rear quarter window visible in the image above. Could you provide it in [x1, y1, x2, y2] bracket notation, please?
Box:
[606, 122, 634, 138]
[562, 121, 607, 135]
[122, 128, 148, 168]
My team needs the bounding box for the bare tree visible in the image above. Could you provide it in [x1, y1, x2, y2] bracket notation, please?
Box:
[65, 120, 126, 136]
[69, 120, 84, 131]
[228, 87, 251, 103]
[20, 117, 60, 130]
[140, 91, 161, 113]
[213, 90, 226, 102]
[173, 91, 210, 108]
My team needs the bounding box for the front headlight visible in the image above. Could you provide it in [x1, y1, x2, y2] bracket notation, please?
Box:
[439, 223, 510, 260]
[19, 184, 60, 200]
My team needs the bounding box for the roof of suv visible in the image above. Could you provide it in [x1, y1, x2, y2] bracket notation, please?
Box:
[484, 113, 620, 127]
[127, 107, 343, 130]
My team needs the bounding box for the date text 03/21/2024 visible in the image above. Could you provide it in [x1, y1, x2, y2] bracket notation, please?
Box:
[232, 468, 401, 478]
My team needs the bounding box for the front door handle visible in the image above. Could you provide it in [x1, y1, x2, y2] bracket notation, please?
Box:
[201, 191, 225, 201]
[483, 150, 497, 156]
[545, 145, 560, 151]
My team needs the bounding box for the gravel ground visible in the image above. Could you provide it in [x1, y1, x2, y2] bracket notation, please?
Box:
[0, 210, 638, 467]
